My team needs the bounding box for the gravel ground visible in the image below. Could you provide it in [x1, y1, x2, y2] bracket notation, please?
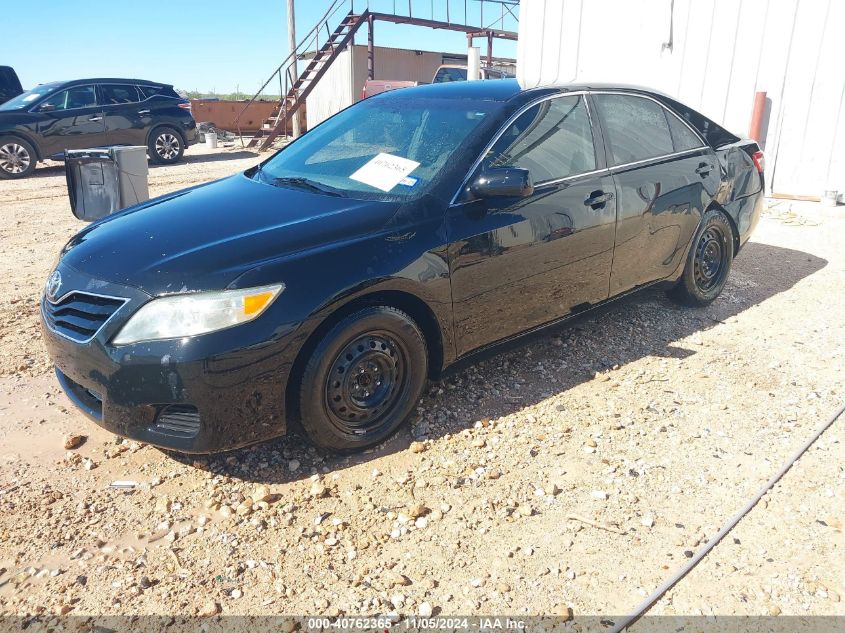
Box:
[0, 146, 843, 621]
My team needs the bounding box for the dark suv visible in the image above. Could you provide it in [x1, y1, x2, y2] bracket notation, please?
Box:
[0, 66, 23, 105]
[0, 78, 197, 179]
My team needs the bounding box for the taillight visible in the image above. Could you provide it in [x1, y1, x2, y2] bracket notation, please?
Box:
[751, 150, 765, 173]
[178, 101, 192, 111]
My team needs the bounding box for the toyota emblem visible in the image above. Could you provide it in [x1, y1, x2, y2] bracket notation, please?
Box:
[46, 270, 62, 301]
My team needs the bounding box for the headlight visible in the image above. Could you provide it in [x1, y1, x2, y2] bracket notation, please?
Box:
[112, 284, 284, 345]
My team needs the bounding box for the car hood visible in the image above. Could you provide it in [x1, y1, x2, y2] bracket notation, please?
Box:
[59, 172, 401, 295]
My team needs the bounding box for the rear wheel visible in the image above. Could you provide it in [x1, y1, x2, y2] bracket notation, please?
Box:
[0, 136, 37, 179]
[299, 306, 427, 452]
[669, 209, 734, 306]
[148, 127, 184, 165]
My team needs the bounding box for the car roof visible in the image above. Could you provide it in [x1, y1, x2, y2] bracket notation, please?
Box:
[46, 78, 170, 88]
[376, 78, 683, 104]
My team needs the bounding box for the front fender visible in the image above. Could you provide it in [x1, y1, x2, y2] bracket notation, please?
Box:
[232, 215, 456, 367]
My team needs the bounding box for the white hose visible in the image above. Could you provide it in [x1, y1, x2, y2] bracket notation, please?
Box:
[609, 401, 845, 633]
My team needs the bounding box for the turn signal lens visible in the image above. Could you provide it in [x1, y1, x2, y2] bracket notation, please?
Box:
[243, 290, 276, 316]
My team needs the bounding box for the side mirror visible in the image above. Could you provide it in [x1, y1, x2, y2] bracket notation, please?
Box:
[37, 103, 56, 112]
[471, 168, 534, 199]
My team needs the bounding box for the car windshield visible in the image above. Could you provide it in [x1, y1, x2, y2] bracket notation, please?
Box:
[255, 94, 501, 200]
[0, 82, 62, 111]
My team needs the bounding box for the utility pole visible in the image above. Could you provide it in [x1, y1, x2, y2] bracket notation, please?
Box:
[287, 0, 302, 138]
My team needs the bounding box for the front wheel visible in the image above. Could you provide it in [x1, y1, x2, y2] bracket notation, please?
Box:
[0, 136, 37, 179]
[299, 306, 428, 452]
[148, 127, 184, 165]
[669, 209, 734, 307]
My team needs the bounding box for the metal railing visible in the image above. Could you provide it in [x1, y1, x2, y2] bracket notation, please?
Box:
[235, 0, 520, 145]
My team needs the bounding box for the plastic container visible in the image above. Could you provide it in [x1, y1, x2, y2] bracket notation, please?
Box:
[205, 132, 218, 149]
[65, 146, 150, 222]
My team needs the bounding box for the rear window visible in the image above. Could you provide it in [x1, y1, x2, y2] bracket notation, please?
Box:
[433, 67, 468, 83]
[594, 94, 674, 166]
[658, 96, 741, 148]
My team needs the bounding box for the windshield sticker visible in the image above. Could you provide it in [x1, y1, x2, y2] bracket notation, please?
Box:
[398, 176, 418, 188]
[350, 153, 420, 192]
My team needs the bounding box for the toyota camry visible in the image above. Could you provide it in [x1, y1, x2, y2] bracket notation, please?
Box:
[41, 80, 764, 453]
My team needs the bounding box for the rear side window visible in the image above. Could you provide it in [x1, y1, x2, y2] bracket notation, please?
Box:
[138, 85, 165, 99]
[101, 84, 140, 104]
[664, 109, 703, 151]
[39, 85, 97, 111]
[594, 94, 674, 166]
[485, 95, 596, 182]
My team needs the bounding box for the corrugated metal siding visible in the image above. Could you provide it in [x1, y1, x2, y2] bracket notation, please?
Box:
[351, 45, 444, 93]
[517, 0, 845, 198]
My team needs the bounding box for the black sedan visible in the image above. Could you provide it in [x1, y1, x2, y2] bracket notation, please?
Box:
[0, 78, 197, 179]
[40, 80, 764, 453]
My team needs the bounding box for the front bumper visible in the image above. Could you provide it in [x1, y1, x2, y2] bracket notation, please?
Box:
[41, 266, 294, 453]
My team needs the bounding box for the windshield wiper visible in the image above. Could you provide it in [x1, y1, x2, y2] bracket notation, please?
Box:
[270, 176, 347, 197]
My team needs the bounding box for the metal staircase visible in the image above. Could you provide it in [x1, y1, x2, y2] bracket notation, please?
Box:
[236, 0, 520, 152]
[243, 9, 368, 151]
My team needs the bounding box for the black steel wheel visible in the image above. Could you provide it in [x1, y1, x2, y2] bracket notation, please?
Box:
[148, 127, 184, 165]
[299, 306, 427, 451]
[693, 226, 727, 292]
[669, 209, 734, 307]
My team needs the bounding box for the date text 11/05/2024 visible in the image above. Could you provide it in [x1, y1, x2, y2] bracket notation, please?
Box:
[305, 616, 527, 630]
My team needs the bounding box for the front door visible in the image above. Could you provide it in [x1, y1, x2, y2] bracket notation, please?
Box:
[447, 94, 617, 356]
[592, 92, 721, 294]
[35, 85, 105, 157]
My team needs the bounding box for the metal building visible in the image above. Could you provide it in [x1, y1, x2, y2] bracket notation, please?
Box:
[517, 0, 844, 199]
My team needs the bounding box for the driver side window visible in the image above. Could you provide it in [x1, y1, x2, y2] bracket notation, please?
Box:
[39, 85, 97, 111]
[484, 95, 596, 183]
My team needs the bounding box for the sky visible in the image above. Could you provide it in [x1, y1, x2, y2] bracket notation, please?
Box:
[6, 0, 519, 95]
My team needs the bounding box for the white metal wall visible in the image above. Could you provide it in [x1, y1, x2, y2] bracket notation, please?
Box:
[517, 0, 845, 198]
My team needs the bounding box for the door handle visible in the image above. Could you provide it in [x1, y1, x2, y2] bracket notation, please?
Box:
[584, 190, 612, 210]
[88, 116, 102, 122]
[695, 162, 712, 177]
[137, 109, 150, 115]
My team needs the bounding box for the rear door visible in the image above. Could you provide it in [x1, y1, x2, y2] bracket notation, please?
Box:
[99, 83, 147, 146]
[592, 92, 719, 295]
[447, 93, 617, 355]
[34, 84, 106, 157]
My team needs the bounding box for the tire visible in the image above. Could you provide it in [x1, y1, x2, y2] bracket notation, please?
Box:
[669, 208, 734, 307]
[148, 127, 184, 165]
[299, 306, 428, 452]
[0, 136, 37, 179]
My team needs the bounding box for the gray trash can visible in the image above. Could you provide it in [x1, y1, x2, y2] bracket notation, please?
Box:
[65, 146, 149, 222]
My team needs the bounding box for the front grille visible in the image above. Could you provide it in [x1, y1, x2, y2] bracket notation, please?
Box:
[43, 292, 126, 343]
[152, 405, 201, 439]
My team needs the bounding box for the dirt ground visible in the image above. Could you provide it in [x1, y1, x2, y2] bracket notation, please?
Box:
[0, 145, 843, 622]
